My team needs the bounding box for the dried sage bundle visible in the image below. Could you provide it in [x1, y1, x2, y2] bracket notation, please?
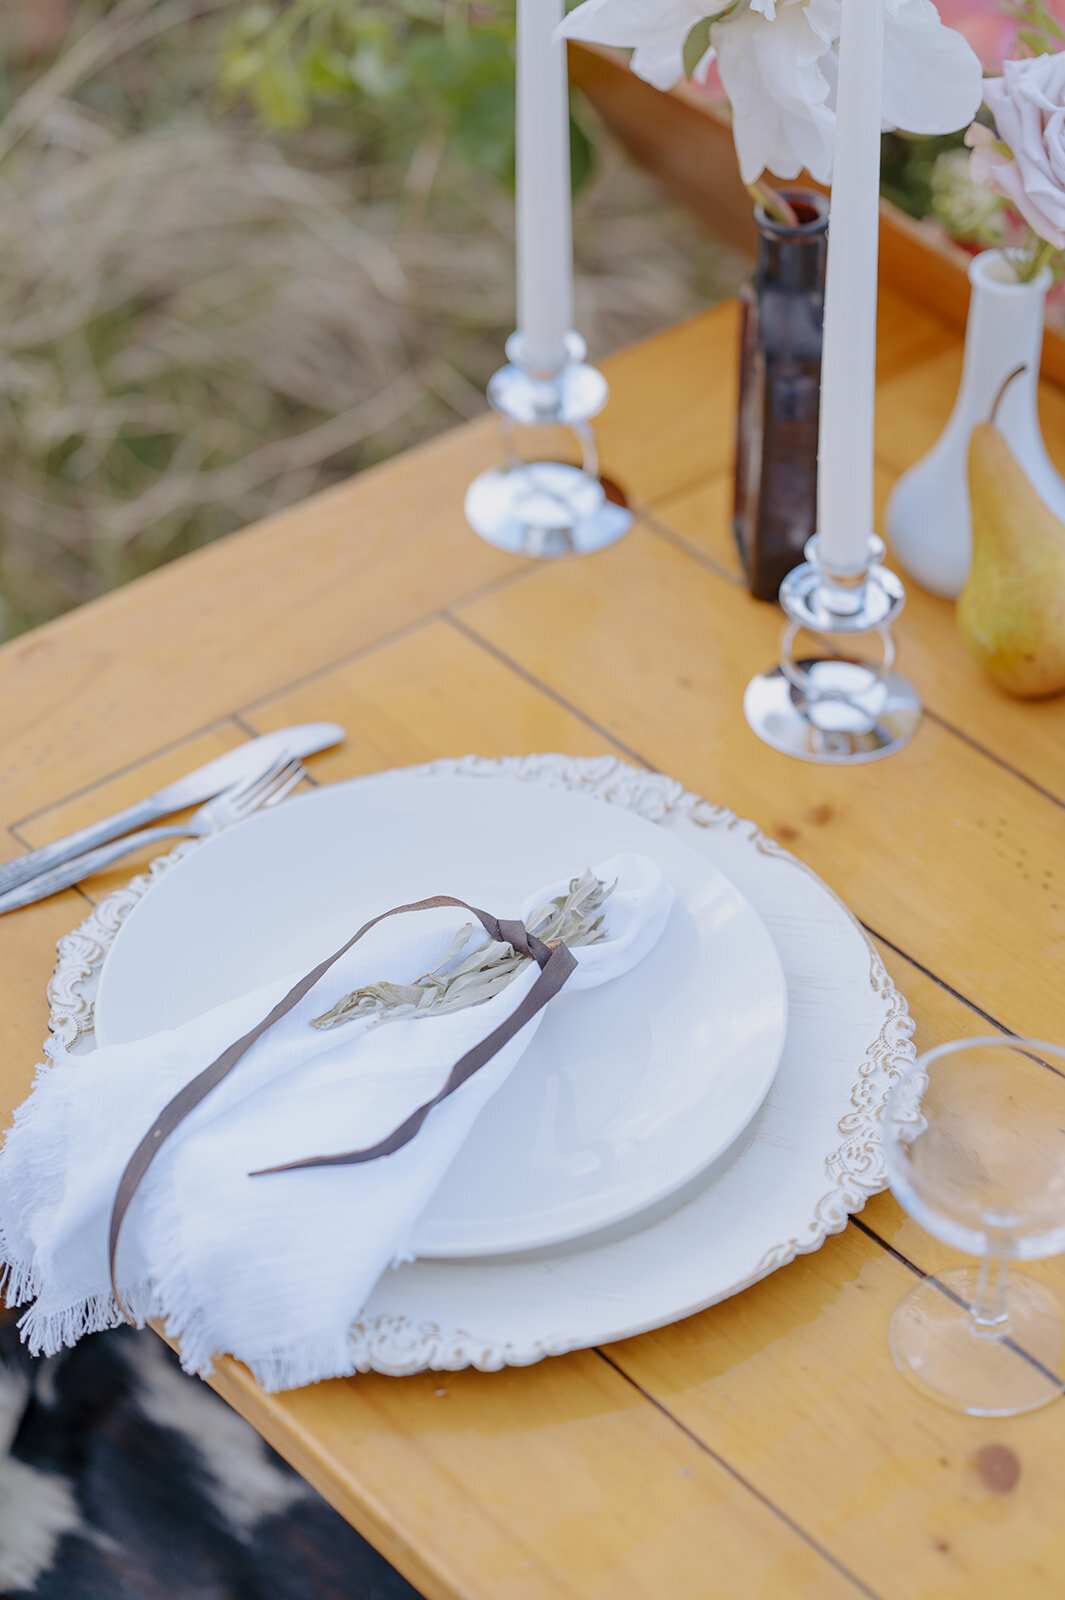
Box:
[310, 869, 613, 1031]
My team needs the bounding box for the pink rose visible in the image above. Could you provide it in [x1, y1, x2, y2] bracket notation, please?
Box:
[969, 53, 1065, 250]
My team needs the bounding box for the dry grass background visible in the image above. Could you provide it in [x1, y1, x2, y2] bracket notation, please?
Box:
[0, 0, 748, 635]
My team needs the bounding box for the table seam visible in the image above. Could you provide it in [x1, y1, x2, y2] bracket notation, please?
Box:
[637, 512, 745, 587]
[13, 467, 1062, 827]
[643, 452, 910, 516]
[10, 624, 1033, 1039]
[639, 485, 1065, 815]
[6, 655, 1045, 1045]
[203, 1370, 512, 1600]
[7, 716, 249, 833]
[920, 712, 1065, 812]
[233, 562, 538, 718]
[865, 924, 1016, 1038]
[443, 613, 659, 771]
[230, 711, 322, 788]
[4, 824, 97, 910]
[0, 297, 1055, 1599]
[849, 1217, 1065, 1386]
[4, 562, 542, 832]
[852, 931, 1065, 1274]
[593, 1350, 883, 1600]
[641, 463, 733, 510]
[235, 611, 444, 720]
[4, 848, 1038, 1596]
[590, 923, 1035, 1596]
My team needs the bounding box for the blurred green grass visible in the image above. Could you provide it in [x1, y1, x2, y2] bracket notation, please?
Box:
[0, 0, 748, 636]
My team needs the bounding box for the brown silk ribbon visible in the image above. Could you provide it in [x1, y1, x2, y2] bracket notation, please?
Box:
[107, 896, 578, 1311]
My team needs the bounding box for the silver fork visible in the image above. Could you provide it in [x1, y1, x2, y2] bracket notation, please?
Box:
[0, 756, 306, 914]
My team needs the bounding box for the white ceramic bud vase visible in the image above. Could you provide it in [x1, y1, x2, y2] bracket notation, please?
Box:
[887, 249, 1065, 599]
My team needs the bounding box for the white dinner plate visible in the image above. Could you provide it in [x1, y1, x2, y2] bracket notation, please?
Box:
[93, 772, 788, 1258]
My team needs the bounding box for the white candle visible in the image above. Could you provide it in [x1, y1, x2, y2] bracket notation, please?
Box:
[516, 0, 574, 374]
[817, 0, 884, 574]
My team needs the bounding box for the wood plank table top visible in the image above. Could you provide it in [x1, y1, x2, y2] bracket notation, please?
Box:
[3, 280, 1065, 1600]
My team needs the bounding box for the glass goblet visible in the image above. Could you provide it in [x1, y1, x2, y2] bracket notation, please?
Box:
[882, 1035, 1065, 1417]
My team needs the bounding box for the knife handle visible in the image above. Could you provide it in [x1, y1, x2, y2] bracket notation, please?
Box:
[0, 822, 188, 914]
[0, 797, 161, 897]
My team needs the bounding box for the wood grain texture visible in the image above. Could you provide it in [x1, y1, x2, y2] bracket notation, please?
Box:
[606, 292, 953, 511]
[0, 419, 531, 826]
[603, 1227, 1065, 1600]
[455, 526, 1065, 1040]
[198, 924, 1065, 1600]
[237, 618, 624, 774]
[2, 281, 1065, 1599]
[205, 1350, 866, 1600]
[875, 343, 1065, 481]
[0, 308, 753, 823]
[0, 292, 958, 830]
[651, 462, 1065, 801]
[15, 722, 251, 885]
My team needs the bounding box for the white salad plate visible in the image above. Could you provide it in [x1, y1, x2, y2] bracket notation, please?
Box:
[92, 768, 788, 1259]
[45, 755, 914, 1375]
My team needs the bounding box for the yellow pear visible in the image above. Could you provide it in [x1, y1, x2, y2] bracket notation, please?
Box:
[959, 421, 1065, 698]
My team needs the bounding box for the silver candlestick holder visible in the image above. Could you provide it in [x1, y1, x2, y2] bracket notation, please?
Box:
[465, 332, 633, 558]
[744, 534, 922, 764]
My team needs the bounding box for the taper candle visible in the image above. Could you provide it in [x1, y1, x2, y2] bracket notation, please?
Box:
[516, 0, 574, 374]
[817, 0, 884, 574]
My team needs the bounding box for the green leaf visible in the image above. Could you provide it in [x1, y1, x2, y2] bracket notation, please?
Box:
[569, 107, 595, 195]
[682, 18, 713, 81]
[303, 44, 354, 94]
[251, 62, 311, 129]
[349, 10, 400, 50]
[1032, 0, 1064, 35]
[449, 79, 516, 182]
[218, 45, 269, 90]
[408, 29, 513, 107]
[1019, 25, 1053, 52]
[217, 0, 603, 194]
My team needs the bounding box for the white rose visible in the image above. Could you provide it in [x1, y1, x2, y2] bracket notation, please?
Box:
[969, 53, 1065, 251]
[559, 0, 732, 91]
[558, 0, 983, 185]
[712, 0, 838, 183]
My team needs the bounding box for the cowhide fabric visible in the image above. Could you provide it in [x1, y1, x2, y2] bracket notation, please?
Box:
[0, 1322, 422, 1599]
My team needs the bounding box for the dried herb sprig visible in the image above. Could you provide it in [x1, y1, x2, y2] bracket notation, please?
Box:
[310, 870, 614, 1031]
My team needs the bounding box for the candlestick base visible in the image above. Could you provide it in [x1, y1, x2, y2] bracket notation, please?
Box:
[465, 332, 632, 559]
[465, 460, 631, 558]
[744, 536, 922, 764]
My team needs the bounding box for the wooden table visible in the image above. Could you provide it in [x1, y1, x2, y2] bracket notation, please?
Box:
[3, 281, 1065, 1600]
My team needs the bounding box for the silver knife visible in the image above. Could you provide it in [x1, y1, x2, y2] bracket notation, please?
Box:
[0, 723, 343, 897]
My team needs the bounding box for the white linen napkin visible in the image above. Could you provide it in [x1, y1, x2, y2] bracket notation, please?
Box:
[0, 852, 673, 1392]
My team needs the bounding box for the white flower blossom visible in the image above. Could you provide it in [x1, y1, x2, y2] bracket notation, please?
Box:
[559, 0, 984, 184]
[968, 54, 1065, 252]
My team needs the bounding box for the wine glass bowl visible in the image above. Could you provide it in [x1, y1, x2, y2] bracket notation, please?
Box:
[882, 1036, 1065, 1416]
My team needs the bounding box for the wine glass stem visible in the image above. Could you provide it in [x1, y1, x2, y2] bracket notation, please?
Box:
[971, 1251, 1011, 1338]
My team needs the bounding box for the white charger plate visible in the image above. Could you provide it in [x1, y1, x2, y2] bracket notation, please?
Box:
[92, 772, 788, 1259]
[45, 755, 915, 1374]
